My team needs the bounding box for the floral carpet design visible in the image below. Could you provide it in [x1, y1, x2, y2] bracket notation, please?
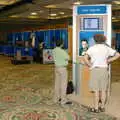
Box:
[0, 56, 117, 120]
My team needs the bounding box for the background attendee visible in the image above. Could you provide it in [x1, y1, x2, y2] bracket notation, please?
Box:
[52, 40, 71, 105]
[38, 41, 44, 63]
[25, 41, 29, 55]
[84, 34, 120, 113]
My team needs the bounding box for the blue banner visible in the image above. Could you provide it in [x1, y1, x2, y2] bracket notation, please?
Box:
[77, 5, 107, 14]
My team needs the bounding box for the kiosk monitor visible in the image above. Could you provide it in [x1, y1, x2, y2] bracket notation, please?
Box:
[83, 18, 100, 30]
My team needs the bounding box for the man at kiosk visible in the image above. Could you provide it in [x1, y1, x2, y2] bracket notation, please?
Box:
[53, 40, 72, 105]
[84, 34, 120, 113]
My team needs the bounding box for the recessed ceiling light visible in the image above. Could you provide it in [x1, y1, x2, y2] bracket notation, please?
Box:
[112, 19, 120, 22]
[50, 13, 57, 16]
[56, 16, 61, 19]
[0, 0, 21, 5]
[48, 16, 56, 19]
[113, 1, 120, 4]
[31, 12, 37, 15]
[9, 15, 19, 18]
[112, 17, 116, 19]
[45, 5, 57, 8]
[62, 15, 69, 18]
[28, 16, 39, 19]
[59, 12, 64, 15]
[73, 1, 82, 5]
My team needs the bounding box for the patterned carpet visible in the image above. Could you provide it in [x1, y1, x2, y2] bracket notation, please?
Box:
[0, 55, 116, 120]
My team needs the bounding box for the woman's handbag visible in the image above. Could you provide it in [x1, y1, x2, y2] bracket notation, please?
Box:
[66, 81, 74, 94]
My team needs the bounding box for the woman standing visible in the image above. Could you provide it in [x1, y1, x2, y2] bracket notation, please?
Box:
[84, 34, 120, 113]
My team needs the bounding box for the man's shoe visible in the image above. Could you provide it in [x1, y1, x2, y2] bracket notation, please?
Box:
[65, 101, 72, 105]
[60, 101, 72, 107]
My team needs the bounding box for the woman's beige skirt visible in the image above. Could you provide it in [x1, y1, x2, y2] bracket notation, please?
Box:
[89, 68, 109, 91]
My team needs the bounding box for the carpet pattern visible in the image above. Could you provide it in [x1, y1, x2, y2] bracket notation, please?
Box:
[0, 56, 116, 120]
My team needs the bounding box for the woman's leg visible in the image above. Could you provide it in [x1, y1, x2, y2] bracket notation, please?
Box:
[89, 91, 100, 112]
[101, 91, 106, 108]
[94, 91, 99, 110]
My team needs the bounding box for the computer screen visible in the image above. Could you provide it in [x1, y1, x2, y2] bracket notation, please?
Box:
[83, 18, 99, 30]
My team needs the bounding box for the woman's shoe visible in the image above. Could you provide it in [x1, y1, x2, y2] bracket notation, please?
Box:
[99, 107, 105, 112]
[88, 107, 100, 113]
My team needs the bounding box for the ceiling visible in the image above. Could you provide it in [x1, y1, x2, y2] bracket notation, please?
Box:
[0, 0, 120, 26]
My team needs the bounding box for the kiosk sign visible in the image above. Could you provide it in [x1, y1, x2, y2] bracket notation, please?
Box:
[77, 5, 107, 14]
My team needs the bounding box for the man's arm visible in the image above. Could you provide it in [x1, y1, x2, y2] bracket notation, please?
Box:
[107, 52, 120, 63]
[84, 54, 92, 67]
